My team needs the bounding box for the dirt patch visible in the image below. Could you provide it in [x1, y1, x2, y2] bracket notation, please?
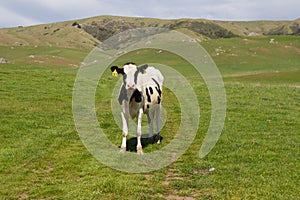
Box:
[19, 193, 29, 199]
[27, 56, 78, 67]
[226, 53, 239, 57]
[278, 45, 300, 54]
[166, 195, 195, 200]
[234, 71, 281, 81]
[163, 167, 196, 200]
[242, 39, 259, 44]
[250, 47, 269, 52]
[163, 168, 184, 186]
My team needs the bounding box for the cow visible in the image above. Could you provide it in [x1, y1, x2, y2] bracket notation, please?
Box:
[111, 62, 164, 155]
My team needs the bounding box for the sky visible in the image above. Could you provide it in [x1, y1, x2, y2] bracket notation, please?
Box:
[0, 0, 299, 28]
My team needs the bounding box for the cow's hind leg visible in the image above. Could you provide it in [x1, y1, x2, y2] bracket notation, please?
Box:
[136, 108, 144, 155]
[155, 104, 162, 144]
[147, 110, 155, 144]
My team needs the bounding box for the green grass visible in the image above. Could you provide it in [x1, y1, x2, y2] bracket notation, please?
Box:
[0, 40, 299, 199]
[202, 36, 300, 75]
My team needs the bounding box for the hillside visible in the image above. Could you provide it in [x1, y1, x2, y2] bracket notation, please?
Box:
[0, 16, 299, 50]
[215, 19, 300, 36]
[0, 21, 100, 50]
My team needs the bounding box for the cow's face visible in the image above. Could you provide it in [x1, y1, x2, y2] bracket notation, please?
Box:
[122, 63, 138, 90]
[111, 62, 149, 92]
[111, 62, 139, 91]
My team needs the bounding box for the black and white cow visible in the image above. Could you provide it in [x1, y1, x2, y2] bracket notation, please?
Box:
[111, 62, 164, 155]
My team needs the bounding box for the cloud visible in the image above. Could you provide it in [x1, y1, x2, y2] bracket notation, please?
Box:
[0, 0, 299, 28]
[0, 5, 42, 27]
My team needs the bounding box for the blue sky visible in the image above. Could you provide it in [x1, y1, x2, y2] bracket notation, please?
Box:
[0, 0, 299, 28]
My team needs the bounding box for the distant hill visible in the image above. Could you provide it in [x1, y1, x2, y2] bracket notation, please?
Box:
[0, 16, 299, 50]
[0, 21, 100, 50]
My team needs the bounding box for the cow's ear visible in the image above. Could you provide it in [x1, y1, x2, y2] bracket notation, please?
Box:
[117, 68, 125, 75]
[138, 64, 148, 74]
[111, 66, 124, 76]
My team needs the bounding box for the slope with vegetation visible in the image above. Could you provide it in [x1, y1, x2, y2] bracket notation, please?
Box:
[0, 15, 300, 50]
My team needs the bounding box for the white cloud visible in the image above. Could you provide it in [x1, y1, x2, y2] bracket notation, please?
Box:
[0, 6, 42, 27]
[36, 0, 103, 15]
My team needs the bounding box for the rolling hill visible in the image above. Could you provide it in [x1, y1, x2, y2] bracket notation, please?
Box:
[0, 15, 300, 50]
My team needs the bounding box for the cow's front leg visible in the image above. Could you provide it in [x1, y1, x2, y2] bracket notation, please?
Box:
[120, 112, 128, 153]
[136, 108, 144, 155]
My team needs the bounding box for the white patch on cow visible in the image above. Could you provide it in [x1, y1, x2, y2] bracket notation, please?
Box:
[123, 63, 137, 90]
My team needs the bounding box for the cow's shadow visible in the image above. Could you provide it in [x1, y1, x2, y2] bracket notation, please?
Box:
[124, 134, 163, 152]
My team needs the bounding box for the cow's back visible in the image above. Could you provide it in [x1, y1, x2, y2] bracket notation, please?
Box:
[139, 66, 164, 111]
[139, 67, 164, 87]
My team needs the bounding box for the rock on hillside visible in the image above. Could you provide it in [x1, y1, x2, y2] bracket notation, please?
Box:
[265, 20, 300, 35]
[0, 57, 9, 63]
[81, 17, 236, 41]
[214, 19, 300, 37]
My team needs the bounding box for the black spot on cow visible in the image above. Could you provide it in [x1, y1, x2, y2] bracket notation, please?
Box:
[146, 88, 151, 102]
[122, 74, 128, 85]
[152, 78, 162, 97]
[125, 62, 135, 65]
[118, 85, 128, 104]
[155, 86, 162, 97]
[130, 89, 142, 103]
[149, 87, 153, 95]
[157, 96, 161, 104]
[134, 70, 139, 84]
[134, 64, 149, 84]
[147, 105, 150, 109]
[138, 64, 148, 73]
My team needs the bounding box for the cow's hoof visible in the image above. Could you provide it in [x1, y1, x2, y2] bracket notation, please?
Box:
[155, 134, 161, 144]
[119, 147, 126, 153]
[137, 146, 144, 155]
[137, 150, 144, 155]
[148, 136, 154, 144]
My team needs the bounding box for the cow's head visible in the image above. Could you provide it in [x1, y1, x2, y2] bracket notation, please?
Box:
[111, 62, 148, 91]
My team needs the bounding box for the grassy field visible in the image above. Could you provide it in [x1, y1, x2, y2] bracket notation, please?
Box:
[0, 36, 299, 199]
